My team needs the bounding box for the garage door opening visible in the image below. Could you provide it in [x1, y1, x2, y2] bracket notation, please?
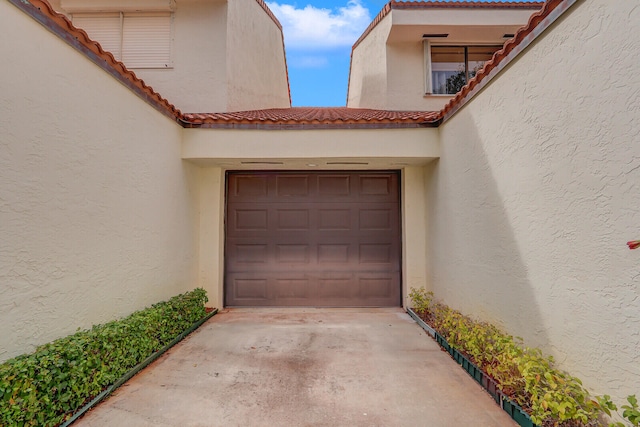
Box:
[224, 171, 402, 307]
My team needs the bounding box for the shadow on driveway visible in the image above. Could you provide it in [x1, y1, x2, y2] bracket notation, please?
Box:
[76, 308, 515, 427]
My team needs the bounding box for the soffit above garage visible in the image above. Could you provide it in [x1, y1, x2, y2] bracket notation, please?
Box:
[181, 127, 440, 167]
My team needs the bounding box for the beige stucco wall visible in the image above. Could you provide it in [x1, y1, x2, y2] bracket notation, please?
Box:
[226, 0, 290, 111]
[402, 166, 429, 307]
[134, 0, 229, 113]
[429, 0, 640, 402]
[346, 15, 391, 109]
[194, 167, 225, 309]
[0, 1, 199, 362]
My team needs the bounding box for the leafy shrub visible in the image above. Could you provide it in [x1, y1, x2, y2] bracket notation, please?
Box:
[408, 288, 616, 426]
[601, 395, 640, 427]
[0, 288, 208, 427]
[408, 287, 433, 317]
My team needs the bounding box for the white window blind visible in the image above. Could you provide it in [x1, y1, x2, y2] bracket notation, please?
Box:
[72, 13, 122, 60]
[123, 14, 172, 68]
[71, 13, 173, 69]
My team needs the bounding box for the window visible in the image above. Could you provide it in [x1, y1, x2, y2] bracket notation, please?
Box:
[426, 45, 501, 95]
[72, 13, 173, 69]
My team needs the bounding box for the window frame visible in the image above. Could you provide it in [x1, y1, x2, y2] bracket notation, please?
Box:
[424, 42, 502, 96]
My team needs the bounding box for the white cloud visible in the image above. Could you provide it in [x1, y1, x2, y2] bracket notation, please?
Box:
[289, 55, 330, 68]
[267, 0, 371, 50]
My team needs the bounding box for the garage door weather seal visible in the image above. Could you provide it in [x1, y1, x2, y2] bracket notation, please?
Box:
[61, 309, 219, 426]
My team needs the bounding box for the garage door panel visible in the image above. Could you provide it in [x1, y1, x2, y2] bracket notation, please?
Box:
[276, 175, 311, 196]
[275, 244, 310, 263]
[317, 244, 350, 263]
[359, 276, 396, 298]
[232, 209, 268, 231]
[276, 209, 310, 230]
[318, 174, 352, 196]
[225, 171, 401, 307]
[359, 209, 393, 230]
[232, 244, 269, 264]
[273, 278, 312, 299]
[233, 175, 269, 197]
[359, 243, 392, 264]
[318, 276, 358, 298]
[318, 209, 352, 230]
[233, 278, 268, 300]
[359, 175, 393, 195]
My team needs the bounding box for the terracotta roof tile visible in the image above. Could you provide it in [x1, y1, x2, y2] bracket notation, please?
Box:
[182, 108, 441, 128]
[9, 0, 182, 122]
[392, 0, 544, 9]
[439, 0, 576, 121]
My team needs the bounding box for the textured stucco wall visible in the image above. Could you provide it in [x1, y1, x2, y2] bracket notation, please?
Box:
[402, 166, 429, 306]
[346, 15, 391, 109]
[195, 167, 225, 309]
[429, 0, 640, 402]
[226, 0, 290, 111]
[0, 1, 199, 362]
[133, 0, 228, 113]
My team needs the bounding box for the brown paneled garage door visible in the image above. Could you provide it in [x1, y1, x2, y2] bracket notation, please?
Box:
[225, 171, 401, 307]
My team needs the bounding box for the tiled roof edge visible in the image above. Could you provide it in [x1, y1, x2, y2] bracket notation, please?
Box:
[351, 0, 544, 52]
[347, 1, 392, 103]
[254, 0, 283, 31]
[10, 0, 182, 123]
[392, 1, 544, 10]
[439, 0, 578, 122]
[181, 109, 441, 128]
[352, 2, 392, 52]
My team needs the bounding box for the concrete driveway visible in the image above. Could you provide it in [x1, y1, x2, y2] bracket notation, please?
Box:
[76, 308, 515, 427]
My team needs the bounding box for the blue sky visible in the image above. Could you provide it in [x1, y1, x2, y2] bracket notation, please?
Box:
[266, 0, 387, 106]
[266, 0, 535, 107]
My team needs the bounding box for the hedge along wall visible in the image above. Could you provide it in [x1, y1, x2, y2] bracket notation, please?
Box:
[0, 0, 200, 363]
[427, 0, 640, 405]
[0, 289, 209, 427]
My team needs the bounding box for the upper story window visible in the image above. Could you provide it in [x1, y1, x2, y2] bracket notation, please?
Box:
[426, 45, 502, 95]
[72, 13, 173, 69]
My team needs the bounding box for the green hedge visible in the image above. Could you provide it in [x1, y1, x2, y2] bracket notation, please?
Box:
[409, 288, 605, 426]
[0, 288, 208, 427]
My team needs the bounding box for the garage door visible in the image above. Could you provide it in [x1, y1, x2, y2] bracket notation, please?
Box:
[225, 171, 401, 307]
